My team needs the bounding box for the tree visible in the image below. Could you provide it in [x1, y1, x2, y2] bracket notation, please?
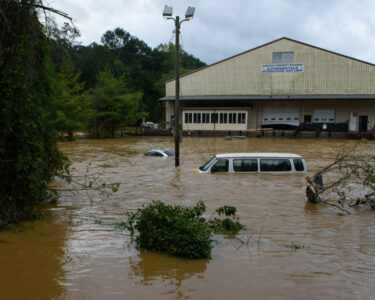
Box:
[0, 1, 69, 227]
[85, 69, 143, 138]
[72, 43, 114, 89]
[53, 58, 86, 140]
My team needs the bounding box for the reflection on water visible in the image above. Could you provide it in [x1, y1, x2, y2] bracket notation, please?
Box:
[130, 250, 208, 285]
[2, 137, 375, 299]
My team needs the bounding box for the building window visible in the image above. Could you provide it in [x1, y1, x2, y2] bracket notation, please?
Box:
[272, 52, 294, 64]
[236, 113, 246, 124]
[211, 113, 218, 123]
[202, 113, 210, 124]
[220, 113, 228, 123]
[184, 113, 192, 123]
[193, 113, 201, 123]
[229, 113, 237, 124]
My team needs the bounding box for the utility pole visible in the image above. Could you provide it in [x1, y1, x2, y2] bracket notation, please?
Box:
[174, 16, 180, 166]
[163, 6, 195, 167]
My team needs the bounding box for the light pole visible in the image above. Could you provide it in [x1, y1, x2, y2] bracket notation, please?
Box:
[163, 5, 195, 167]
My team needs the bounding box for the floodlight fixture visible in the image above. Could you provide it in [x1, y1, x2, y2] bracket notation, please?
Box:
[185, 6, 195, 19]
[163, 5, 173, 17]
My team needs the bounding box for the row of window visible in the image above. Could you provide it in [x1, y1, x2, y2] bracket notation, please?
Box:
[211, 158, 304, 172]
[184, 112, 246, 124]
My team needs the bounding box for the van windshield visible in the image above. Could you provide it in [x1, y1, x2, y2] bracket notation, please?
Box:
[199, 156, 217, 171]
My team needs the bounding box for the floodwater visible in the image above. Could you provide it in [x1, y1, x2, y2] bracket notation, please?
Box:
[1, 137, 375, 300]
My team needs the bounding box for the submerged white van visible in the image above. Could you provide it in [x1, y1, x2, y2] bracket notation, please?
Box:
[198, 153, 307, 174]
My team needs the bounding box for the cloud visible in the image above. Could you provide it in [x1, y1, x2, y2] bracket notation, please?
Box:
[51, 0, 375, 65]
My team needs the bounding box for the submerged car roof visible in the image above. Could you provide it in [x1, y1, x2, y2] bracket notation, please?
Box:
[215, 153, 302, 159]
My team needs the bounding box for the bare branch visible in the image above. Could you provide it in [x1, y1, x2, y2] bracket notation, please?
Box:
[321, 201, 352, 214]
[34, 4, 72, 21]
[306, 142, 375, 212]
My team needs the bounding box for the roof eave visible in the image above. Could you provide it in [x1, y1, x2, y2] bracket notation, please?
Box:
[159, 94, 375, 101]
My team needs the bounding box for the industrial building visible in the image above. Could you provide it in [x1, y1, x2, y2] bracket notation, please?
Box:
[160, 37, 375, 135]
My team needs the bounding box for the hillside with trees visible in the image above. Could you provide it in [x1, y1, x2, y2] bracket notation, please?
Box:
[51, 25, 206, 138]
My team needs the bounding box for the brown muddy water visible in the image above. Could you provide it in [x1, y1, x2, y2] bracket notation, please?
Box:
[1, 137, 375, 300]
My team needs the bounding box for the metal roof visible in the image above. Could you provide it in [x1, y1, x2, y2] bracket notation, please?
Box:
[159, 95, 375, 101]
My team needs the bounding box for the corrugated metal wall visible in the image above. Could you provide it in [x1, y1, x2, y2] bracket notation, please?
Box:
[166, 39, 375, 97]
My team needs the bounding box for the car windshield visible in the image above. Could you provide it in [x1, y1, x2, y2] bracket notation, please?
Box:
[163, 150, 175, 156]
[199, 156, 217, 171]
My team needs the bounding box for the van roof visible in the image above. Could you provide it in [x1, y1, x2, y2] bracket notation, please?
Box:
[215, 153, 302, 159]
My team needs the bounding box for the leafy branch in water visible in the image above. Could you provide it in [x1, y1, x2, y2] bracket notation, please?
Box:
[208, 205, 244, 235]
[306, 142, 375, 214]
[124, 201, 245, 259]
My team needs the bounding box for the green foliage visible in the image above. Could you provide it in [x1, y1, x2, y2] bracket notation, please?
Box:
[125, 201, 245, 259]
[85, 69, 143, 138]
[126, 201, 213, 259]
[45, 25, 206, 132]
[52, 58, 86, 140]
[70, 29, 206, 123]
[208, 206, 244, 235]
[0, 1, 70, 228]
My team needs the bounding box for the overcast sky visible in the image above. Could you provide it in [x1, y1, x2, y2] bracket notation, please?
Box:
[51, 0, 375, 65]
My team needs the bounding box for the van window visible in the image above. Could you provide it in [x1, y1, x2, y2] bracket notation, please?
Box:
[233, 159, 258, 172]
[293, 159, 304, 171]
[211, 159, 229, 172]
[260, 159, 291, 172]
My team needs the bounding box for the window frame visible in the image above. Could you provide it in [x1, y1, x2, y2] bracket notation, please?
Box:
[233, 159, 258, 172]
[260, 159, 292, 172]
[211, 113, 218, 124]
[293, 159, 305, 172]
[193, 112, 201, 123]
[211, 159, 229, 173]
[272, 52, 294, 64]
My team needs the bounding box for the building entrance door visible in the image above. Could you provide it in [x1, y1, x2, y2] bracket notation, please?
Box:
[359, 115, 368, 132]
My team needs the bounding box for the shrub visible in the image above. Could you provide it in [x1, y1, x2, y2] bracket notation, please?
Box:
[126, 201, 213, 259]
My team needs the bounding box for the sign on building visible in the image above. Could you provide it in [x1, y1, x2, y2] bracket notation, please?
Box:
[261, 63, 304, 73]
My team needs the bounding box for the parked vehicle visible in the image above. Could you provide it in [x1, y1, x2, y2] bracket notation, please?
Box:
[198, 153, 306, 173]
[141, 121, 158, 128]
[145, 150, 175, 157]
